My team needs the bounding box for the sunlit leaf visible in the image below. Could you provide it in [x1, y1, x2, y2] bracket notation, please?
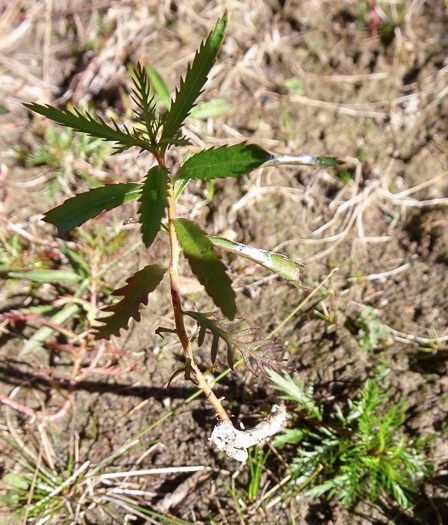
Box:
[44, 183, 142, 234]
[174, 218, 236, 319]
[189, 98, 232, 120]
[210, 237, 303, 284]
[174, 143, 272, 181]
[25, 103, 150, 153]
[262, 153, 343, 168]
[145, 65, 171, 109]
[8, 270, 83, 283]
[138, 166, 169, 248]
[161, 13, 227, 146]
[95, 264, 166, 339]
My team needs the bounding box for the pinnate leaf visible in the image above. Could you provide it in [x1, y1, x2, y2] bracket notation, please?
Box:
[174, 143, 272, 181]
[138, 166, 169, 248]
[130, 64, 160, 143]
[44, 183, 142, 234]
[210, 237, 303, 284]
[25, 103, 150, 153]
[95, 264, 166, 339]
[174, 218, 236, 319]
[185, 311, 288, 376]
[161, 13, 227, 145]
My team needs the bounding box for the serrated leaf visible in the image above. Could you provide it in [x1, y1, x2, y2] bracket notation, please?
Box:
[161, 13, 227, 145]
[95, 264, 166, 339]
[210, 237, 303, 283]
[25, 103, 150, 153]
[262, 153, 343, 168]
[8, 270, 83, 283]
[174, 218, 236, 319]
[44, 183, 142, 234]
[174, 143, 272, 181]
[145, 65, 171, 109]
[138, 166, 169, 248]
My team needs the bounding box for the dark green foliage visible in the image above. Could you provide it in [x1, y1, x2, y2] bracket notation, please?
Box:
[160, 13, 227, 147]
[25, 104, 150, 153]
[270, 372, 432, 509]
[95, 264, 166, 339]
[138, 166, 169, 248]
[43, 183, 142, 234]
[28, 10, 341, 378]
[174, 218, 236, 320]
[174, 143, 272, 181]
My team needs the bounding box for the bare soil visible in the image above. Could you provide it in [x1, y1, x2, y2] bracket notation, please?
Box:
[1, 1, 448, 524]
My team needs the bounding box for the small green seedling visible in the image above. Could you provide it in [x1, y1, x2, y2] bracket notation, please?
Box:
[355, 306, 390, 350]
[270, 371, 432, 510]
[24, 12, 342, 458]
[17, 113, 113, 199]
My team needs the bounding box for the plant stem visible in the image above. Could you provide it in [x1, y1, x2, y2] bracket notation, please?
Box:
[166, 181, 230, 422]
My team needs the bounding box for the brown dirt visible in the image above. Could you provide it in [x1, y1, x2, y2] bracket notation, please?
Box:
[1, 1, 448, 524]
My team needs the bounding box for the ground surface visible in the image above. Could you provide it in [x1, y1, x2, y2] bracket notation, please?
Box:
[0, 1, 448, 524]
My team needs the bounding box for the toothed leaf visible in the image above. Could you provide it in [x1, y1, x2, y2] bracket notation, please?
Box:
[138, 166, 169, 248]
[95, 264, 166, 339]
[174, 218, 236, 319]
[44, 183, 142, 234]
[174, 143, 272, 181]
[161, 13, 227, 145]
[25, 103, 150, 153]
[210, 237, 303, 283]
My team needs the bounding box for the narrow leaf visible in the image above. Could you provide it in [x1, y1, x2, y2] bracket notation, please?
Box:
[25, 103, 150, 152]
[95, 264, 166, 339]
[262, 154, 343, 168]
[44, 183, 142, 234]
[174, 218, 236, 319]
[174, 143, 272, 181]
[210, 237, 303, 284]
[138, 166, 169, 248]
[161, 13, 227, 144]
[20, 304, 80, 355]
[8, 270, 83, 284]
[145, 65, 171, 109]
[189, 98, 232, 120]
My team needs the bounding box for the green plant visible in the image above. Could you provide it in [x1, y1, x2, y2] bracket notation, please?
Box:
[248, 445, 270, 501]
[355, 306, 390, 350]
[269, 371, 432, 510]
[19, 12, 342, 458]
[17, 114, 113, 199]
